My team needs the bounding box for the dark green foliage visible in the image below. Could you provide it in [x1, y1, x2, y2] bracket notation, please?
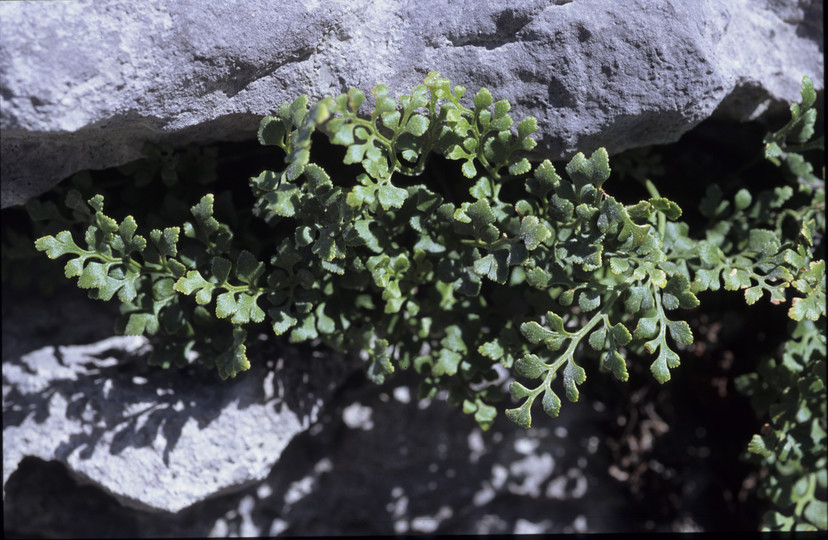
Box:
[729, 77, 825, 532]
[27, 73, 825, 529]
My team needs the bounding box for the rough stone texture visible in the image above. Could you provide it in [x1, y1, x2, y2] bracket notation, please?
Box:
[3, 361, 760, 536]
[2, 283, 351, 513]
[0, 0, 823, 208]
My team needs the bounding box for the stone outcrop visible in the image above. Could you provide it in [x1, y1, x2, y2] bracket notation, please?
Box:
[2, 284, 351, 513]
[0, 0, 822, 207]
[4, 343, 760, 535]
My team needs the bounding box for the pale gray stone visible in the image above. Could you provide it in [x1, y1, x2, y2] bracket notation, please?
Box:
[3, 330, 350, 513]
[0, 0, 822, 207]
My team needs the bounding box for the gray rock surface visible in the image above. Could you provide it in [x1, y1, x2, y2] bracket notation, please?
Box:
[2, 284, 351, 513]
[0, 0, 822, 207]
[3, 362, 737, 536]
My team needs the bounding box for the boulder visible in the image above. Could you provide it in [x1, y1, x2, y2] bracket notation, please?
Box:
[4, 353, 754, 535]
[2, 284, 351, 513]
[0, 0, 822, 207]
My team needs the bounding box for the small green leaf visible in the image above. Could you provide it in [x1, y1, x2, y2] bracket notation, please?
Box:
[648, 198, 682, 220]
[377, 184, 408, 210]
[525, 267, 551, 289]
[508, 158, 531, 176]
[345, 142, 369, 164]
[723, 267, 752, 291]
[190, 194, 219, 237]
[353, 220, 383, 253]
[541, 388, 561, 417]
[526, 161, 560, 201]
[174, 270, 215, 304]
[566, 148, 611, 190]
[698, 241, 724, 266]
[124, 313, 159, 336]
[745, 286, 764, 305]
[474, 401, 497, 430]
[563, 361, 587, 402]
[515, 354, 548, 379]
[149, 227, 180, 258]
[474, 88, 493, 109]
[520, 321, 554, 344]
[269, 307, 297, 335]
[747, 434, 774, 458]
[473, 252, 508, 283]
[610, 323, 632, 345]
[232, 293, 266, 324]
[381, 110, 401, 131]
[290, 313, 319, 342]
[404, 114, 429, 136]
[35, 231, 84, 259]
[798, 75, 816, 110]
[469, 176, 494, 199]
[804, 499, 828, 530]
[734, 189, 752, 211]
[478, 339, 505, 361]
[493, 99, 511, 119]
[650, 344, 680, 384]
[663, 274, 700, 309]
[517, 117, 538, 140]
[366, 337, 392, 378]
[588, 327, 607, 350]
[634, 316, 659, 339]
[520, 216, 551, 250]
[236, 250, 265, 285]
[667, 320, 693, 345]
[215, 327, 250, 379]
[578, 289, 601, 312]
[466, 199, 496, 229]
[790, 292, 825, 322]
[510, 381, 534, 400]
[64, 257, 85, 278]
[433, 348, 462, 376]
[610, 257, 630, 274]
[461, 160, 477, 178]
[748, 229, 781, 259]
[78, 261, 109, 290]
[347, 88, 366, 111]
[216, 292, 238, 319]
[212, 257, 232, 284]
[505, 399, 533, 429]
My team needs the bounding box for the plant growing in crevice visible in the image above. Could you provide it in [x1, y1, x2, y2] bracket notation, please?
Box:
[26, 72, 825, 530]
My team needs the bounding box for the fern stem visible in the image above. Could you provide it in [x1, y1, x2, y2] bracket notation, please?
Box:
[642, 178, 667, 239]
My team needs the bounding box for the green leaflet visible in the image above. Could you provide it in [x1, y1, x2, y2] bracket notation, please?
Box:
[790, 260, 826, 322]
[213, 327, 250, 380]
[34, 197, 149, 303]
[174, 270, 215, 305]
[367, 337, 394, 384]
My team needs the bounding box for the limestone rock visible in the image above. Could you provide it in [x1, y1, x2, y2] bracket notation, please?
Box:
[0, 0, 822, 207]
[2, 291, 351, 513]
[4, 361, 748, 535]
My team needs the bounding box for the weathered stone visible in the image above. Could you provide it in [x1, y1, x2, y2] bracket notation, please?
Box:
[0, 0, 822, 207]
[2, 286, 352, 513]
[4, 359, 756, 535]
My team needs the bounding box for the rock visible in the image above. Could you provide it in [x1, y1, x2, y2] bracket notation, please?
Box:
[4, 361, 749, 536]
[0, 0, 822, 208]
[2, 367, 637, 536]
[2, 285, 352, 513]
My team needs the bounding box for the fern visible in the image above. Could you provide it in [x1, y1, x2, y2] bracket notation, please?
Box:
[26, 74, 825, 530]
